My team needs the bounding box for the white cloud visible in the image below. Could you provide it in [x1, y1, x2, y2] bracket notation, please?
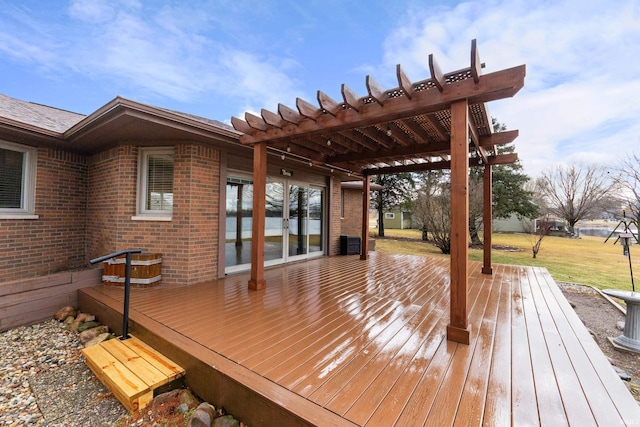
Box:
[68, 0, 118, 24]
[383, 0, 640, 176]
[0, 0, 302, 111]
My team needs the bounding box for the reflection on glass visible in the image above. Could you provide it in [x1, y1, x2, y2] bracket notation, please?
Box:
[265, 181, 284, 261]
[309, 188, 324, 253]
[225, 176, 325, 271]
[289, 185, 308, 256]
[225, 178, 253, 267]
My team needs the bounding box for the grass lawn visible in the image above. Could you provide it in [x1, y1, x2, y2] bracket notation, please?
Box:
[374, 228, 639, 291]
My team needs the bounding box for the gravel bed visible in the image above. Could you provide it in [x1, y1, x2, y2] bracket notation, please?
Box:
[0, 320, 126, 426]
[558, 282, 640, 403]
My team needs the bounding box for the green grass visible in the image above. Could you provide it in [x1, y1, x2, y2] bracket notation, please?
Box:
[375, 229, 639, 291]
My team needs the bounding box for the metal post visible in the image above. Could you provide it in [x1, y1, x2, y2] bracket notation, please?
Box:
[90, 249, 142, 341]
[122, 251, 132, 340]
[629, 245, 635, 293]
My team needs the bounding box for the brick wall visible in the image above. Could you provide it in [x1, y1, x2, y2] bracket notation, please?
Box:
[328, 178, 343, 256]
[0, 148, 88, 283]
[341, 187, 364, 237]
[175, 144, 220, 284]
[86, 144, 220, 287]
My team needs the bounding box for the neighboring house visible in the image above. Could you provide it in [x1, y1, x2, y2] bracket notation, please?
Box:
[536, 215, 569, 237]
[0, 93, 357, 285]
[382, 209, 413, 230]
[492, 213, 534, 234]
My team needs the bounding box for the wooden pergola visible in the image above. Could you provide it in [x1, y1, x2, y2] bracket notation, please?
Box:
[231, 40, 525, 344]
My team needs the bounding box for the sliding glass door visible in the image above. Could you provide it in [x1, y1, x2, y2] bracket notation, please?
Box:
[225, 174, 325, 273]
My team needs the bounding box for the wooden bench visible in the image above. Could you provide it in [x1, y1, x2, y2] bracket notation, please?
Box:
[82, 336, 185, 411]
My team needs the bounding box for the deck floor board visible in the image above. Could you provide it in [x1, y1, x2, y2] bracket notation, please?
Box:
[86, 252, 640, 426]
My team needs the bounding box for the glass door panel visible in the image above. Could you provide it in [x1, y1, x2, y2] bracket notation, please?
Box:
[265, 181, 285, 263]
[288, 184, 308, 257]
[225, 178, 253, 269]
[309, 187, 324, 254]
[225, 175, 325, 273]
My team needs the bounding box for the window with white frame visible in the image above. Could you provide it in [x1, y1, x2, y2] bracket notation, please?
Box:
[137, 147, 174, 218]
[0, 141, 37, 217]
[385, 212, 395, 219]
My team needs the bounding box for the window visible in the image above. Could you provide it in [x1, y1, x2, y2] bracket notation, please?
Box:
[385, 212, 395, 219]
[0, 141, 37, 217]
[136, 147, 174, 219]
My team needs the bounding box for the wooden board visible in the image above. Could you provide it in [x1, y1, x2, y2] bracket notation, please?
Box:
[82, 336, 185, 411]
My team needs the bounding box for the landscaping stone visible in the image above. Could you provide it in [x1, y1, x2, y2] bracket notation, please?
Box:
[76, 320, 101, 333]
[75, 312, 96, 323]
[213, 415, 240, 427]
[83, 332, 112, 348]
[189, 402, 216, 427]
[180, 388, 200, 408]
[54, 306, 77, 321]
[79, 325, 109, 344]
[615, 366, 632, 382]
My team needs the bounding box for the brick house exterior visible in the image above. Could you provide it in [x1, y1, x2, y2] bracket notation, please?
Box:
[0, 94, 362, 287]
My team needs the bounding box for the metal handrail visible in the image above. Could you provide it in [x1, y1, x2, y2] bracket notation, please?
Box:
[90, 249, 142, 340]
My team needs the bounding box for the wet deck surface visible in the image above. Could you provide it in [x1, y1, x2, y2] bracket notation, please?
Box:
[86, 252, 640, 426]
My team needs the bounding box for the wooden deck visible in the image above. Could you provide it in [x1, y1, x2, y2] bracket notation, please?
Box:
[79, 252, 640, 426]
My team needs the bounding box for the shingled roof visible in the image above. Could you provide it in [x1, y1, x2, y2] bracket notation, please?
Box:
[0, 93, 85, 133]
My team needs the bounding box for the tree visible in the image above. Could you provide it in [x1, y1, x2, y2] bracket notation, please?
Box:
[612, 153, 640, 235]
[468, 119, 538, 244]
[413, 171, 451, 253]
[538, 163, 613, 234]
[371, 173, 414, 237]
[523, 214, 552, 258]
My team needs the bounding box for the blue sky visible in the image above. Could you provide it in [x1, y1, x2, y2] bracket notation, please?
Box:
[1, 0, 639, 176]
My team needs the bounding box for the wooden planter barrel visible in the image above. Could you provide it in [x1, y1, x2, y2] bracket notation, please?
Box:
[102, 253, 162, 287]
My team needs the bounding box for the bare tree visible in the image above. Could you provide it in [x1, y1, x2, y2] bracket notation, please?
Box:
[467, 120, 537, 245]
[612, 153, 640, 234]
[523, 215, 553, 258]
[413, 171, 451, 254]
[538, 163, 613, 234]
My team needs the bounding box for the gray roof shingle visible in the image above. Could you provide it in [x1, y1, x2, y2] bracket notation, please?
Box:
[0, 93, 85, 133]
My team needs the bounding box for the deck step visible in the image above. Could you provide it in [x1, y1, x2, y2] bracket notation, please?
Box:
[82, 335, 185, 412]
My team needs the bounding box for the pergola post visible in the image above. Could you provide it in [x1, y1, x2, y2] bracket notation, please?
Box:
[447, 99, 471, 345]
[482, 164, 493, 275]
[360, 174, 370, 260]
[248, 142, 267, 290]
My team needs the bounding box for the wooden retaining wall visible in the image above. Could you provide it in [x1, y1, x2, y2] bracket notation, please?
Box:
[0, 268, 102, 331]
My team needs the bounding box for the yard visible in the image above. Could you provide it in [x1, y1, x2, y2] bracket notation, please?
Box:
[375, 229, 639, 291]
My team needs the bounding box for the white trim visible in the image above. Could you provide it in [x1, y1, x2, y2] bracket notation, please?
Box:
[0, 214, 39, 220]
[0, 140, 37, 215]
[137, 147, 174, 217]
[131, 215, 172, 221]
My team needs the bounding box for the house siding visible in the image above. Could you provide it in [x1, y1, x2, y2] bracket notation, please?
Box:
[329, 178, 343, 256]
[341, 187, 363, 238]
[86, 144, 221, 287]
[0, 148, 87, 283]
